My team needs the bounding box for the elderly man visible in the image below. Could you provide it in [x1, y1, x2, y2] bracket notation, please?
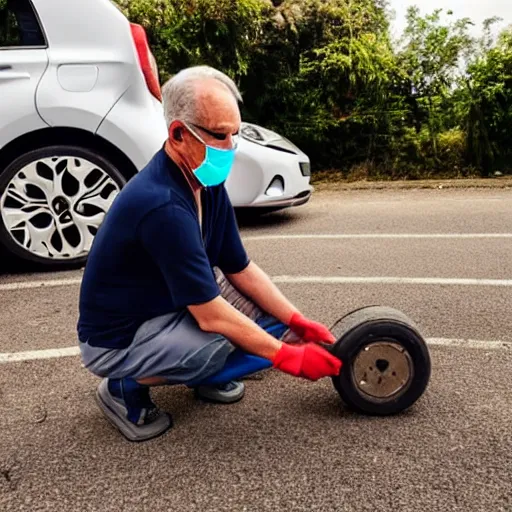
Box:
[77, 66, 341, 442]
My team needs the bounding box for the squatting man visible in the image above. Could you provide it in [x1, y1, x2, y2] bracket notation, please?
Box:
[77, 65, 342, 442]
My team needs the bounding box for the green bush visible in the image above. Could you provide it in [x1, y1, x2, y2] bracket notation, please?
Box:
[115, 0, 267, 83]
[437, 129, 467, 175]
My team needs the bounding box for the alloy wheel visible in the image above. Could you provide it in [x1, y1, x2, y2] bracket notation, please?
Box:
[0, 156, 121, 261]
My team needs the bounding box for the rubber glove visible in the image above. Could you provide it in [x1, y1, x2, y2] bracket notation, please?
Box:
[289, 312, 336, 344]
[272, 342, 342, 381]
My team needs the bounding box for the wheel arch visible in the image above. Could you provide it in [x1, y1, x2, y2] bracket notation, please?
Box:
[0, 128, 139, 182]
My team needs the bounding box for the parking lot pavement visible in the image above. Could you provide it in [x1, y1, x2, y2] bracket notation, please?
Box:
[1, 188, 512, 511]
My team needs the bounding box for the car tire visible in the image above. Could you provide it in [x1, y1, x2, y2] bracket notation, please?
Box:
[0, 145, 126, 268]
[329, 306, 431, 416]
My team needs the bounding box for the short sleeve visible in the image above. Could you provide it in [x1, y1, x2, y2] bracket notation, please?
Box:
[216, 190, 250, 274]
[137, 204, 220, 308]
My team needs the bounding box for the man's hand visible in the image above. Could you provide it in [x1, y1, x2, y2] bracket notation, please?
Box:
[288, 312, 336, 344]
[272, 343, 342, 381]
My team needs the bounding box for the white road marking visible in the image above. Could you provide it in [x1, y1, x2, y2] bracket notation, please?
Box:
[272, 276, 512, 287]
[2, 274, 512, 292]
[0, 278, 82, 291]
[427, 338, 512, 350]
[1, 233, 510, 291]
[244, 233, 512, 241]
[0, 346, 80, 363]
[1, 337, 510, 364]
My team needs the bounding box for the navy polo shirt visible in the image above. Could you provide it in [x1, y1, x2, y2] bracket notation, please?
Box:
[77, 148, 250, 349]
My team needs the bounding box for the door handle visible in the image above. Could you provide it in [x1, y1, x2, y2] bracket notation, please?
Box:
[0, 65, 13, 71]
[0, 70, 30, 80]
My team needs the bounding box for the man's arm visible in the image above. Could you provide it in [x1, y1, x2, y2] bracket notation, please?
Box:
[188, 295, 283, 360]
[188, 295, 341, 381]
[224, 261, 298, 326]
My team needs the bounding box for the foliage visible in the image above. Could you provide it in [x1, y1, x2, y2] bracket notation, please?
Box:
[114, 0, 512, 178]
[395, 7, 475, 165]
[239, 0, 399, 170]
[0, 0, 21, 47]
[457, 27, 512, 174]
[115, 0, 268, 83]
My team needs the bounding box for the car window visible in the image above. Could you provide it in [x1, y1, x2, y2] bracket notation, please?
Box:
[0, 0, 45, 48]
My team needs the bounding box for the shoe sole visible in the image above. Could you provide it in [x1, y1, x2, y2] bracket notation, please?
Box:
[95, 380, 173, 442]
[194, 381, 245, 404]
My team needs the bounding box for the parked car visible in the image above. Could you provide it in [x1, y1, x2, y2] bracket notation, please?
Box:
[0, 0, 312, 268]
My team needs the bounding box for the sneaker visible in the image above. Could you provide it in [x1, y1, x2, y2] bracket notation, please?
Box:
[95, 378, 172, 442]
[194, 380, 245, 404]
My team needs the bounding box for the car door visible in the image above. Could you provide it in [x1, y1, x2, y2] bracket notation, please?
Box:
[0, 0, 49, 152]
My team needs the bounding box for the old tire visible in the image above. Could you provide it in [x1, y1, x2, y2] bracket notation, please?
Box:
[329, 306, 431, 416]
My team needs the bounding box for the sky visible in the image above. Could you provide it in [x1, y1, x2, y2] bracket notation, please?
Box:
[388, 0, 512, 41]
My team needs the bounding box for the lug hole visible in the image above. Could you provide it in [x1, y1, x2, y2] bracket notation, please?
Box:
[376, 359, 389, 373]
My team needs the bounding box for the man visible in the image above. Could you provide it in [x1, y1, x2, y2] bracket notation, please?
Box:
[77, 65, 342, 442]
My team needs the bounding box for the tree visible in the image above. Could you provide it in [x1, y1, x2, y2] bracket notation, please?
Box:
[240, 0, 399, 170]
[396, 7, 474, 164]
[458, 26, 512, 174]
[114, 0, 267, 84]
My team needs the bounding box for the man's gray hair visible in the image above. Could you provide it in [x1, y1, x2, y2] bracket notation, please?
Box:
[161, 66, 243, 128]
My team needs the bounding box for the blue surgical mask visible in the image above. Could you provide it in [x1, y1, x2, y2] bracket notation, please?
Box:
[185, 123, 238, 187]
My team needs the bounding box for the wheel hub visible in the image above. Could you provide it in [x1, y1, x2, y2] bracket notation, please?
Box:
[52, 196, 70, 214]
[352, 341, 414, 400]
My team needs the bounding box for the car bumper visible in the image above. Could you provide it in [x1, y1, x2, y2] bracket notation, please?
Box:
[238, 188, 313, 209]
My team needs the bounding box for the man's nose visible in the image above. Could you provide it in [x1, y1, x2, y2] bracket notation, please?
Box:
[223, 133, 238, 150]
[216, 136, 232, 150]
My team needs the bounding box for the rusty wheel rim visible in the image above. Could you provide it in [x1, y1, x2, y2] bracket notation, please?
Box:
[352, 341, 414, 400]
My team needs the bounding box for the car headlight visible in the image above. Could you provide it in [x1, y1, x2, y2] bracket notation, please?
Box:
[299, 162, 311, 176]
[240, 124, 267, 143]
[240, 123, 300, 155]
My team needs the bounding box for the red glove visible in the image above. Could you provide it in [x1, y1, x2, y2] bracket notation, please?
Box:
[272, 343, 342, 381]
[289, 312, 336, 344]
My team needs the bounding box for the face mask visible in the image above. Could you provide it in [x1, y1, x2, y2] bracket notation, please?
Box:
[185, 123, 237, 187]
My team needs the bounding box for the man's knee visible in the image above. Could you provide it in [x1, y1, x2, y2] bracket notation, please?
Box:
[215, 267, 264, 321]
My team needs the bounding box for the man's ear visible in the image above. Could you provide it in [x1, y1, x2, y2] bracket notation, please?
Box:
[169, 122, 184, 143]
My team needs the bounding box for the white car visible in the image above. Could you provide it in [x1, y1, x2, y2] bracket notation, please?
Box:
[0, 0, 312, 268]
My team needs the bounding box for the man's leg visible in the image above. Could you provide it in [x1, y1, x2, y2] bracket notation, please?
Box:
[80, 310, 240, 441]
[80, 272, 293, 441]
[137, 376, 168, 386]
[190, 314, 289, 402]
[188, 268, 292, 402]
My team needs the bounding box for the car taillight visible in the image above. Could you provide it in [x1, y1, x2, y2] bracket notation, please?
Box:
[129, 23, 162, 102]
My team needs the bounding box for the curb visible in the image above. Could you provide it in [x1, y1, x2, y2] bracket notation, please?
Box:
[311, 178, 512, 192]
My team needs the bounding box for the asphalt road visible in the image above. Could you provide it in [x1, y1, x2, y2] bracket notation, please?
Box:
[1, 188, 512, 511]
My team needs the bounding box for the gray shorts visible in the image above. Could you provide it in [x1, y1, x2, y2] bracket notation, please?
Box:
[79, 268, 296, 384]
